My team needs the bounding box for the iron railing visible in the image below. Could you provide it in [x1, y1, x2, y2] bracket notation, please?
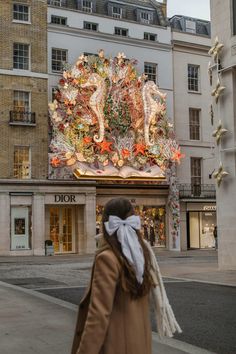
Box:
[9, 111, 36, 125]
[178, 184, 216, 199]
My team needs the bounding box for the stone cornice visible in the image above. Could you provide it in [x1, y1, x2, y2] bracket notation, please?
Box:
[172, 39, 211, 54]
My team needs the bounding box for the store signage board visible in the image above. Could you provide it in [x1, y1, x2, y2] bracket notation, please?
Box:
[203, 206, 217, 211]
[45, 194, 85, 204]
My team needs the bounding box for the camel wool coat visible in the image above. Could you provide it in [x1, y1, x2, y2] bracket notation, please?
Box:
[71, 247, 152, 354]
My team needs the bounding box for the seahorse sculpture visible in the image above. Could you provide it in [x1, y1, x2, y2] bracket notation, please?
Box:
[81, 73, 107, 143]
[142, 81, 165, 146]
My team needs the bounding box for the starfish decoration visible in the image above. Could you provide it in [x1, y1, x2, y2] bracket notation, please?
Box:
[208, 36, 224, 62]
[212, 121, 228, 145]
[97, 140, 113, 153]
[133, 143, 146, 156]
[211, 78, 226, 103]
[213, 163, 229, 187]
[50, 156, 61, 167]
[172, 149, 185, 164]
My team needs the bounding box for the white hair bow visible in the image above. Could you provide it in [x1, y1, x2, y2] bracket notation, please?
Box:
[104, 215, 144, 284]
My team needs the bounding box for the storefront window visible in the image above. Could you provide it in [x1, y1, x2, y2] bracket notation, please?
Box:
[189, 211, 216, 249]
[11, 206, 31, 250]
[96, 205, 166, 248]
[201, 212, 216, 248]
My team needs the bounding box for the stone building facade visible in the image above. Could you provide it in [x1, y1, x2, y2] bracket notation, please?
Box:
[0, 0, 217, 256]
[0, 0, 48, 180]
[210, 0, 236, 269]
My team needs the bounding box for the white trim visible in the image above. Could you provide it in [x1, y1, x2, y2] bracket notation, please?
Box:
[0, 69, 48, 79]
[12, 2, 31, 23]
[12, 20, 31, 25]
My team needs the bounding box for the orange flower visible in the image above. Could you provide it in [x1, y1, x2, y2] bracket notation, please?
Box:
[83, 136, 92, 144]
[97, 140, 113, 153]
[50, 156, 61, 167]
[133, 143, 146, 156]
[121, 149, 130, 159]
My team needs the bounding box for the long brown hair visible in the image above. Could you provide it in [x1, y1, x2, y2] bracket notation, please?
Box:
[102, 197, 152, 299]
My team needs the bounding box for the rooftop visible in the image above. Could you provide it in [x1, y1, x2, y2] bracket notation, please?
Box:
[169, 14, 211, 37]
[47, 0, 168, 27]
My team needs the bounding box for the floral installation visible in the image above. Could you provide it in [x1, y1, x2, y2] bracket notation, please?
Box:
[48, 50, 184, 179]
[167, 168, 180, 249]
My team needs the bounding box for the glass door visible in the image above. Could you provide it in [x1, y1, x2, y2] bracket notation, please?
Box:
[49, 207, 74, 253]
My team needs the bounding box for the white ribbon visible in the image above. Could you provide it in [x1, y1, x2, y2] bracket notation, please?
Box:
[104, 215, 144, 284]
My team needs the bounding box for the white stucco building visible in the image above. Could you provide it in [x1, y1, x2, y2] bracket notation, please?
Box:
[170, 15, 216, 250]
[47, 0, 174, 117]
[210, 0, 236, 269]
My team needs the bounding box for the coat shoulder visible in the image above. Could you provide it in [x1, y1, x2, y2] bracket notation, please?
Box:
[96, 248, 122, 272]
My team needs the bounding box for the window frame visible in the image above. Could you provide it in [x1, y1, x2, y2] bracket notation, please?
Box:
[48, 0, 63, 6]
[82, 0, 93, 13]
[112, 6, 122, 19]
[51, 48, 67, 73]
[13, 90, 31, 113]
[185, 19, 196, 34]
[13, 43, 30, 71]
[188, 64, 200, 93]
[189, 108, 201, 141]
[232, 0, 236, 35]
[13, 146, 31, 180]
[83, 21, 98, 31]
[191, 157, 202, 185]
[114, 27, 128, 37]
[140, 11, 151, 24]
[51, 15, 67, 26]
[144, 62, 157, 84]
[144, 32, 157, 41]
[13, 3, 30, 23]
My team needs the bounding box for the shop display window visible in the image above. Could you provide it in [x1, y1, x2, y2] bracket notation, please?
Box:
[96, 205, 166, 248]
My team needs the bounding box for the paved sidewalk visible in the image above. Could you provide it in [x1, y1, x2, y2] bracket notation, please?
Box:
[0, 281, 215, 354]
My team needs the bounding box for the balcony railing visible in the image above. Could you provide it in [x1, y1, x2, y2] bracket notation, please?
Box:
[179, 184, 216, 199]
[9, 111, 36, 126]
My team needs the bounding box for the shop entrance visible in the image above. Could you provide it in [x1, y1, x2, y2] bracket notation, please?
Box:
[49, 207, 75, 253]
[188, 211, 216, 249]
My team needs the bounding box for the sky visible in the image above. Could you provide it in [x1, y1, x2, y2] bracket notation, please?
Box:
[165, 0, 211, 21]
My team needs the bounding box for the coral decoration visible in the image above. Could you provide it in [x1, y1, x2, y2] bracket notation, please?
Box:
[49, 50, 182, 178]
[166, 166, 180, 249]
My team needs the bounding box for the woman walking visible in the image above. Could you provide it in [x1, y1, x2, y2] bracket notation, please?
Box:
[71, 198, 181, 354]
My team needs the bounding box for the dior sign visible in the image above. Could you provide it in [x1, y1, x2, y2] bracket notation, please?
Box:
[54, 194, 76, 203]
